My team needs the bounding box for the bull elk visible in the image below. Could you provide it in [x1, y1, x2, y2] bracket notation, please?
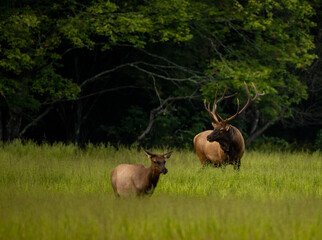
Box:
[194, 82, 264, 170]
[110, 149, 172, 197]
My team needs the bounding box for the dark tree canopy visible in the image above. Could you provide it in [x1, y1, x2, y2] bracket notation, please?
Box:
[0, 0, 321, 150]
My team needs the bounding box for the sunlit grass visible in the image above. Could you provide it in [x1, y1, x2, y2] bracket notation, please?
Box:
[0, 140, 321, 239]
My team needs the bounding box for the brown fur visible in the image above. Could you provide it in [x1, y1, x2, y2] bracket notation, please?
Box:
[110, 150, 172, 197]
[194, 82, 264, 170]
[193, 130, 227, 165]
[194, 123, 245, 170]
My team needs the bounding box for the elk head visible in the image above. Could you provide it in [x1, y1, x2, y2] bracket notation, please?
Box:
[204, 82, 265, 152]
[143, 149, 172, 175]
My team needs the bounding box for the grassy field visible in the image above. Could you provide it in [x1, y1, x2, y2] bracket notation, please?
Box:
[0, 141, 321, 239]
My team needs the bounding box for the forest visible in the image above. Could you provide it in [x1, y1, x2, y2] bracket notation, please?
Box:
[1, 0, 322, 150]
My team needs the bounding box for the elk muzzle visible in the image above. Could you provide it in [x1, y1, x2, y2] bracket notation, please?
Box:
[207, 130, 221, 142]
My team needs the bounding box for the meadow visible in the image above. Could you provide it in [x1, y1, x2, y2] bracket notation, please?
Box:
[0, 141, 321, 239]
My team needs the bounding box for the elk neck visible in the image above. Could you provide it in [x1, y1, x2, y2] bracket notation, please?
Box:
[217, 126, 235, 155]
[147, 164, 161, 188]
[227, 126, 245, 159]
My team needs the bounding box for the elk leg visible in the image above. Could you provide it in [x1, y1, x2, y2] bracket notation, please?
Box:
[196, 151, 208, 165]
[213, 162, 223, 168]
[221, 162, 228, 170]
[233, 159, 241, 171]
[113, 192, 120, 197]
[200, 159, 212, 169]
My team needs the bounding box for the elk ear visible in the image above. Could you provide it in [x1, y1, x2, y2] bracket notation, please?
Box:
[211, 122, 216, 128]
[163, 151, 173, 159]
[224, 125, 230, 131]
[143, 149, 154, 159]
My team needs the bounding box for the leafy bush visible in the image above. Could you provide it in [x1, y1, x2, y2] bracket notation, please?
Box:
[250, 135, 298, 152]
[314, 129, 322, 151]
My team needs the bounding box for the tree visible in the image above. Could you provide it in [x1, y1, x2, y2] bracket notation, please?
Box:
[0, 4, 80, 140]
[53, 0, 209, 144]
[284, 1, 322, 127]
[192, 0, 317, 144]
[0, 0, 318, 147]
[0, 0, 202, 143]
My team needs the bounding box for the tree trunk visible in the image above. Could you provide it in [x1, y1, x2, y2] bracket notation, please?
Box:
[71, 51, 83, 145]
[246, 121, 272, 146]
[19, 106, 52, 138]
[249, 110, 260, 135]
[0, 108, 3, 141]
[58, 101, 82, 145]
[6, 110, 22, 141]
[73, 101, 82, 145]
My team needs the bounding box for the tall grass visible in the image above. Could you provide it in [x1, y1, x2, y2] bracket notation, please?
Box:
[0, 140, 321, 239]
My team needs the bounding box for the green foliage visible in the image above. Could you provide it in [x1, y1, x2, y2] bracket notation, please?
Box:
[198, 0, 316, 121]
[149, 111, 209, 149]
[57, 0, 193, 49]
[99, 102, 209, 149]
[0, 6, 80, 113]
[250, 135, 298, 152]
[0, 0, 319, 145]
[142, 0, 193, 42]
[0, 0, 194, 139]
[314, 129, 322, 151]
[101, 105, 148, 144]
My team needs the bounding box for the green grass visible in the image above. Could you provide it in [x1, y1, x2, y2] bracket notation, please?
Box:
[0, 140, 321, 239]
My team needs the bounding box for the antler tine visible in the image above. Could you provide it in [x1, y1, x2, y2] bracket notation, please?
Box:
[212, 88, 238, 115]
[238, 81, 264, 113]
[236, 98, 240, 113]
[204, 99, 219, 123]
[214, 88, 227, 105]
[225, 98, 240, 122]
[215, 89, 238, 122]
[212, 86, 220, 113]
[204, 85, 239, 123]
[210, 85, 223, 114]
[251, 82, 265, 101]
[225, 82, 265, 122]
[203, 85, 224, 123]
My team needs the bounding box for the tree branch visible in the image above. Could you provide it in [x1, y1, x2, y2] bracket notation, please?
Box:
[43, 85, 142, 105]
[246, 121, 273, 146]
[80, 62, 142, 88]
[137, 91, 198, 142]
[19, 106, 53, 137]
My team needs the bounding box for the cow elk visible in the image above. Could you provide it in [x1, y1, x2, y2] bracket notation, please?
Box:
[110, 149, 172, 197]
[194, 82, 264, 170]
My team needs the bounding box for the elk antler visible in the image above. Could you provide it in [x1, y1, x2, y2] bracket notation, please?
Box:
[204, 86, 237, 123]
[224, 82, 265, 122]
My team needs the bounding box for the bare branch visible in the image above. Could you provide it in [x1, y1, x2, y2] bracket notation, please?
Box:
[152, 76, 162, 105]
[76, 85, 141, 100]
[80, 58, 211, 89]
[43, 85, 142, 105]
[246, 121, 273, 146]
[134, 46, 205, 76]
[225, 82, 265, 122]
[137, 91, 199, 142]
[130, 64, 203, 83]
[80, 62, 142, 88]
[19, 106, 53, 137]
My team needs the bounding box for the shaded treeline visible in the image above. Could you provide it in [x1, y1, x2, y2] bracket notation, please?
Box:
[0, 0, 321, 149]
